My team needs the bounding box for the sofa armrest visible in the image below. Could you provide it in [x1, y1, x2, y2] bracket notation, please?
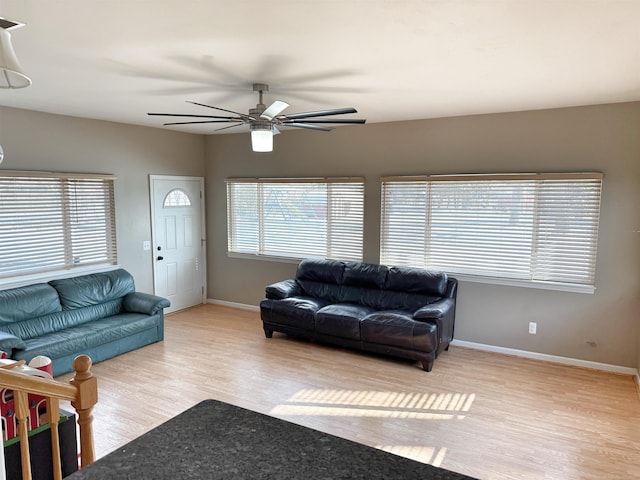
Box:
[265, 279, 301, 300]
[124, 292, 171, 315]
[0, 330, 26, 351]
[413, 298, 454, 321]
[413, 297, 456, 356]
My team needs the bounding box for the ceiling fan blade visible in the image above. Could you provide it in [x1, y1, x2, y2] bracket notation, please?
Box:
[186, 101, 252, 120]
[282, 107, 358, 120]
[214, 123, 246, 132]
[148, 113, 238, 120]
[162, 120, 242, 126]
[260, 100, 289, 120]
[282, 122, 333, 132]
[291, 119, 366, 124]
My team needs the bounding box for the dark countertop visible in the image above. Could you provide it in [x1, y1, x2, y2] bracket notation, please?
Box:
[68, 399, 476, 479]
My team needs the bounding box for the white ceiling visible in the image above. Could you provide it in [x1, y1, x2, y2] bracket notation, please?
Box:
[1, 0, 639, 135]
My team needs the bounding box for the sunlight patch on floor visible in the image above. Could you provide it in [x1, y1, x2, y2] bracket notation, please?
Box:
[270, 404, 462, 419]
[376, 445, 448, 466]
[269, 389, 475, 420]
[285, 389, 474, 410]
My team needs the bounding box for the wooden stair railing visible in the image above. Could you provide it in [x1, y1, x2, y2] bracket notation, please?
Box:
[0, 355, 97, 480]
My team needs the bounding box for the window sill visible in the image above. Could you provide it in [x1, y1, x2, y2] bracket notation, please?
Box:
[450, 273, 595, 294]
[227, 252, 308, 264]
[0, 264, 121, 291]
[227, 251, 595, 294]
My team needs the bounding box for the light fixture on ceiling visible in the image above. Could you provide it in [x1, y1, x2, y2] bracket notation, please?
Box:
[250, 121, 274, 153]
[0, 17, 31, 89]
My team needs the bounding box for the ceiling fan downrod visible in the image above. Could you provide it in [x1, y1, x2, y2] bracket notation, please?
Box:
[252, 83, 269, 116]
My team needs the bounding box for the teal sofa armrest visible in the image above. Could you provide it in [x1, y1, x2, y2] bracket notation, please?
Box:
[124, 292, 170, 315]
[0, 330, 26, 351]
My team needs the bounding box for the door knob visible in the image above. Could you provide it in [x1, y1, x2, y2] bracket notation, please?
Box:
[157, 256, 164, 261]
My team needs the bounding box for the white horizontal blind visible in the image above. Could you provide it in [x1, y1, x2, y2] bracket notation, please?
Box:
[227, 178, 364, 261]
[380, 173, 602, 288]
[0, 172, 117, 278]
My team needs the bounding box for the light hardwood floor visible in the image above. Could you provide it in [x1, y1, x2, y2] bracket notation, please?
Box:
[58, 304, 640, 480]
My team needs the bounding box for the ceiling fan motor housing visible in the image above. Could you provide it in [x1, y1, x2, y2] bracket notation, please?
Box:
[250, 106, 266, 118]
[250, 119, 271, 132]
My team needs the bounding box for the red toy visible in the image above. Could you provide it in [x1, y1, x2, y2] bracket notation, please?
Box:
[0, 357, 53, 442]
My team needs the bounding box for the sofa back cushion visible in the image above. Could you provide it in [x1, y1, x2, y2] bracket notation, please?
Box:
[294, 259, 448, 312]
[376, 290, 443, 311]
[0, 283, 62, 324]
[296, 259, 345, 303]
[342, 262, 388, 289]
[385, 267, 448, 296]
[297, 259, 345, 284]
[49, 269, 135, 310]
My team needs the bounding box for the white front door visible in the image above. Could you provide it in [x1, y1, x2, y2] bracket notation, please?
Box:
[150, 175, 206, 313]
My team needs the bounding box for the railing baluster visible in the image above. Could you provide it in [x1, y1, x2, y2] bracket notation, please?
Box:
[14, 390, 32, 480]
[71, 355, 97, 467]
[48, 397, 62, 480]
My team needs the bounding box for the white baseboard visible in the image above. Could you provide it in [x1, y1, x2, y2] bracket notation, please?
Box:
[451, 339, 639, 376]
[205, 300, 639, 378]
[207, 298, 259, 312]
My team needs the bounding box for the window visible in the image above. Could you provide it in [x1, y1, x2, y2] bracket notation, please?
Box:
[163, 188, 191, 207]
[380, 173, 603, 292]
[0, 171, 117, 279]
[226, 177, 364, 261]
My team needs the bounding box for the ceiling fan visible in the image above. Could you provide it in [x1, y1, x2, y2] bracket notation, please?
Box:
[148, 83, 366, 152]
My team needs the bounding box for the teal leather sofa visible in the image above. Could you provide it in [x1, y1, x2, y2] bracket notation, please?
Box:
[0, 269, 169, 376]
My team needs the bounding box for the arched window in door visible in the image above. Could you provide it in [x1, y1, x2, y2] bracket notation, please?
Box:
[163, 188, 192, 207]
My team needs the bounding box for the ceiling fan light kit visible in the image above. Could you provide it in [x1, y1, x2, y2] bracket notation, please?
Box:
[250, 120, 274, 152]
[0, 17, 31, 89]
[149, 83, 366, 153]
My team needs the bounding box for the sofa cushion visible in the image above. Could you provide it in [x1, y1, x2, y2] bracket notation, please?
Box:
[333, 285, 387, 310]
[13, 313, 160, 360]
[296, 259, 347, 303]
[378, 290, 442, 312]
[361, 311, 438, 352]
[49, 269, 135, 310]
[3, 298, 124, 341]
[385, 267, 448, 296]
[297, 281, 345, 304]
[296, 258, 345, 284]
[260, 297, 329, 331]
[315, 303, 375, 340]
[0, 283, 62, 324]
[343, 262, 388, 289]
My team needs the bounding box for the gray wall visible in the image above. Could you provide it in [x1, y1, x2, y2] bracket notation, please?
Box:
[205, 101, 640, 368]
[0, 106, 205, 292]
[1, 103, 638, 370]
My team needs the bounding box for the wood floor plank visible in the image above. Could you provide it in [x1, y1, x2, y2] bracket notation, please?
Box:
[57, 304, 640, 479]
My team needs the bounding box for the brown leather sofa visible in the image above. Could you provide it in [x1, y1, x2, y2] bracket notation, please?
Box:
[260, 259, 457, 372]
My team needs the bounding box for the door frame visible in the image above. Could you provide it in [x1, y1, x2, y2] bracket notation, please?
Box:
[149, 174, 207, 307]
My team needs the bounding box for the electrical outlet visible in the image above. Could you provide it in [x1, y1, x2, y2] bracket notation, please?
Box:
[142, 240, 151, 251]
[528, 322, 537, 334]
